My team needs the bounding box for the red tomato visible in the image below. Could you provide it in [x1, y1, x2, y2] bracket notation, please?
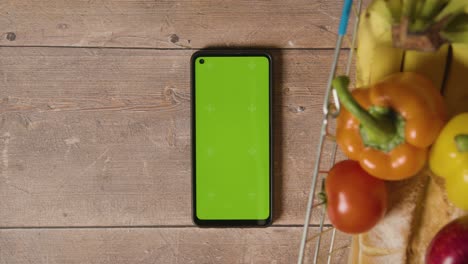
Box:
[326, 160, 388, 234]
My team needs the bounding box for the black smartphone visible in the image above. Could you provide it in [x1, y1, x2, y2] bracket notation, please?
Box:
[191, 50, 273, 227]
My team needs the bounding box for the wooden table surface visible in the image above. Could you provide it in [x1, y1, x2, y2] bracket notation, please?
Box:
[0, 0, 354, 263]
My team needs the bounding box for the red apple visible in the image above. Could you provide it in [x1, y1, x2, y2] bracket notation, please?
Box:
[426, 215, 468, 264]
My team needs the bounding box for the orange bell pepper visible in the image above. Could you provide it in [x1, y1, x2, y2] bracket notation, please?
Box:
[333, 73, 447, 181]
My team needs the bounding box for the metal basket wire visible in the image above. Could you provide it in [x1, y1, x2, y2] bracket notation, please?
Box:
[297, 0, 363, 263]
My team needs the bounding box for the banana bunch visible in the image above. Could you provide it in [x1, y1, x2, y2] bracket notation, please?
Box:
[356, 0, 468, 116]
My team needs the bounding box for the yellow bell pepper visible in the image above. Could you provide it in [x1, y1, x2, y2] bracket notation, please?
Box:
[429, 113, 468, 210]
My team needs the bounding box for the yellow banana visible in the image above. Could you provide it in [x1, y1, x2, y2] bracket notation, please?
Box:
[402, 44, 450, 90]
[441, 12, 468, 43]
[436, 0, 468, 22]
[443, 43, 468, 116]
[356, 0, 404, 87]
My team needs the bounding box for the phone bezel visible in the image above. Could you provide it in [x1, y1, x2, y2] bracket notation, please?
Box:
[191, 50, 274, 227]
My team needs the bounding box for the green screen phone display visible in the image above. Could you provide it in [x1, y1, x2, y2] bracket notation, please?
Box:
[192, 52, 272, 226]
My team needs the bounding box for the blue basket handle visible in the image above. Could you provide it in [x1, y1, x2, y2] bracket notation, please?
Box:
[338, 0, 353, 36]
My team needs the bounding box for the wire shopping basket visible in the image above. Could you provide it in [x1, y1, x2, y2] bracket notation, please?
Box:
[297, 0, 363, 263]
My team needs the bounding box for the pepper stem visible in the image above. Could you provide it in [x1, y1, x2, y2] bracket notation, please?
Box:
[332, 76, 398, 147]
[455, 134, 468, 152]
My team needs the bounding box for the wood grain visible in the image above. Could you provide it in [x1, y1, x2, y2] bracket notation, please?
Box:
[0, 47, 349, 227]
[0, 0, 349, 49]
[0, 227, 350, 264]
